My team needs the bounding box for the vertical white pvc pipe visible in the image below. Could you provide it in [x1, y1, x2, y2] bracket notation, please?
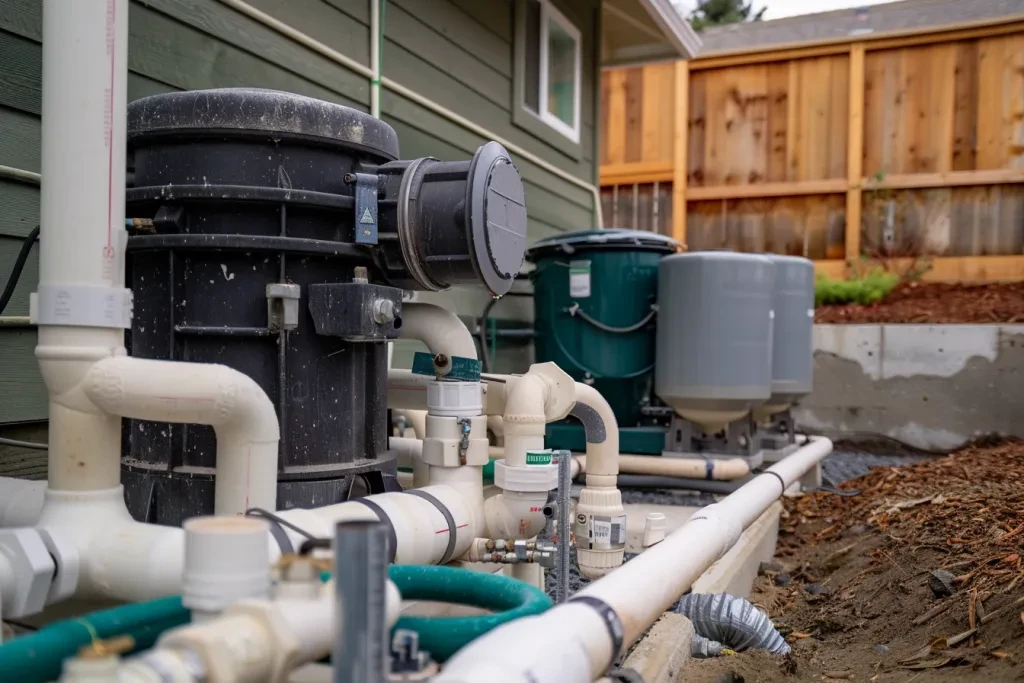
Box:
[37, 0, 129, 491]
[370, 0, 381, 118]
[40, 0, 127, 293]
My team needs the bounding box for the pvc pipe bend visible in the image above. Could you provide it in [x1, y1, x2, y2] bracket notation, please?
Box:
[83, 355, 280, 515]
[400, 302, 478, 360]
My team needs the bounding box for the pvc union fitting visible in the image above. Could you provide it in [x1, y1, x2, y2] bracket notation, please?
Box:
[182, 516, 271, 621]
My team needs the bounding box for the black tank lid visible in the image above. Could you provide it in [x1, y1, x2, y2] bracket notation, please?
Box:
[127, 88, 400, 160]
[526, 228, 681, 260]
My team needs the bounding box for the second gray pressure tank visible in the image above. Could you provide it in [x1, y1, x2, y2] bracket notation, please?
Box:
[654, 251, 775, 430]
[766, 255, 815, 406]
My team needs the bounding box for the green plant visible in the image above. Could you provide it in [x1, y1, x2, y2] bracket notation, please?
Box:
[815, 268, 899, 307]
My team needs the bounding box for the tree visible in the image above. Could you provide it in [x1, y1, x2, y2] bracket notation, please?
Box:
[689, 0, 766, 32]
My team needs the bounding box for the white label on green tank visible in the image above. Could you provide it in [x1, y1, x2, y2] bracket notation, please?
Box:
[569, 260, 591, 299]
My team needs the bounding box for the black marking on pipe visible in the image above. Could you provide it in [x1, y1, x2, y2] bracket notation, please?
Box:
[705, 460, 714, 481]
[352, 498, 398, 563]
[758, 470, 787, 498]
[570, 402, 606, 444]
[568, 595, 625, 666]
[406, 489, 458, 564]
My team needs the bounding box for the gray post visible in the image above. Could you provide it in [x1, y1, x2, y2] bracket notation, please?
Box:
[334, 521, 389, 683]
[555, 449, 572, 604]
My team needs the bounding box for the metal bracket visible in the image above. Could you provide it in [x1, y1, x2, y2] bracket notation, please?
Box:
[457, 417, 472, 466]
[554, 449, 572, 603]
[347, 172, 379, 245]
[266, 283, 301, 331]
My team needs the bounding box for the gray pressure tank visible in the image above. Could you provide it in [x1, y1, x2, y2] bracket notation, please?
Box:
[654, 251, 775, 431]
[763, 255, 815, 414]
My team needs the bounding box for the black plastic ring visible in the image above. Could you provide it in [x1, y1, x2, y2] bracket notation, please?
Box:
[352, 498, 398, 563]
[568, 595, 625, 667]
[406, 489, 458, 564]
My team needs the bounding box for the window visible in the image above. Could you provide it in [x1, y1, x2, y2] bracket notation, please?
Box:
[516, 0, 582, 145]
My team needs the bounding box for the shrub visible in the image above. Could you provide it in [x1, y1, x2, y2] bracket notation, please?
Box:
[815, 269, 899, 307]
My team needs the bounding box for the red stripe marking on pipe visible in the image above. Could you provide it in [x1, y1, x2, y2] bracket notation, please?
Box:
[105, 0, 117, 250]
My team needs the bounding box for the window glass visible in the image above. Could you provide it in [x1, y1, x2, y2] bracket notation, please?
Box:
[546, 16, 577, 129]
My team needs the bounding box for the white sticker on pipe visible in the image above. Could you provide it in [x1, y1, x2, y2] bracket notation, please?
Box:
[592, 518, 612, 544]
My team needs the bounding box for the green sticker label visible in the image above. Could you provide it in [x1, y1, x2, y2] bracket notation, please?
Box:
[525, 450, 553, 466]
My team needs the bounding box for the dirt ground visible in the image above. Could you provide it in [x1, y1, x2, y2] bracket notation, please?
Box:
[683, 439, 1024, 682]
[815, 281, 1024, 324]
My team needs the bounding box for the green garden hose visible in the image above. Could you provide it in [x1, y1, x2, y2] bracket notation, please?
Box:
[388, 564, 552, 661]
[0, 596, 189, 683]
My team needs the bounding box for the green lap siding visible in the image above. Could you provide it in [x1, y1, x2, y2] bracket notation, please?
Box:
[0, 0, 599, 422]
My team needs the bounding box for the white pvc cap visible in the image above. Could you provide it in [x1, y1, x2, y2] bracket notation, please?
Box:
[643, 512, 667, 548]
[427, 381, 483, 417]
[182, 516, 271, 616]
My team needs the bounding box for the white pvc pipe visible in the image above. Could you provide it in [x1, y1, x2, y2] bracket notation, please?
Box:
[274, 485, 476, 565]
[435, 437, 835, 683]
[400, 302, 478, 360]
[575, 453, 750, 481]
[122, 582, 402, 682]
[370, 0, 380, 118]
[572, 383, 619, 488]
[36, 0, 130, 493]
[0, 478, 46, 526]
[502, 373, 549, 468]
[83, 355, 281, 515]
[216, 0, 604, 228]
[569, 383, 625, 579]
[36, 487, 191, 602]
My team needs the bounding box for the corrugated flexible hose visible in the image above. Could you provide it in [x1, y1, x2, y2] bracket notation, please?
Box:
[676, 593, 790, 657]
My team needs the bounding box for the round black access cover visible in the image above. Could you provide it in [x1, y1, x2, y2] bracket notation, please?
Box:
[467, 141, 528, 297]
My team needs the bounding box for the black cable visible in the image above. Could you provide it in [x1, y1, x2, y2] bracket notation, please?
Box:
[298, 537, 332, 556]
[0, 225, 40, 316]
[245, 507, 317, 540]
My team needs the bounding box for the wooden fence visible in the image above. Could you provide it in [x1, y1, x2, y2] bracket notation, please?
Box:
[599, 19, 1024, 281]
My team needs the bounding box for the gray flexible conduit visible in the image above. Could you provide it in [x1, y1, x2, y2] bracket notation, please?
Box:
[676, 593, 790, 657]
[565, 303, 656, 334]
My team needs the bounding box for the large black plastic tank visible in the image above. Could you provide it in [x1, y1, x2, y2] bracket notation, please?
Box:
[123, 88, 527, 525]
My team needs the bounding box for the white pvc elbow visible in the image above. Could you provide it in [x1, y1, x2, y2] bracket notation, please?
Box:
[400, 302, 478, 360]
[84, 355, 281, 515]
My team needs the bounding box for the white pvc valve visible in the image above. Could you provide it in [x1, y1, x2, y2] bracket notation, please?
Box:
[182, 516, 271, 620]
[643, 512, 667, 548]
[426, 381, 483, 417]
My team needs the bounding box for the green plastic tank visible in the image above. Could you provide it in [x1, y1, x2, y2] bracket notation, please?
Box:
[527, 230, 680, 450]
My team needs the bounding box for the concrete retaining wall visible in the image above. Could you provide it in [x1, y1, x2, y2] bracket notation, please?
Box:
[795, 324, 1024, 451]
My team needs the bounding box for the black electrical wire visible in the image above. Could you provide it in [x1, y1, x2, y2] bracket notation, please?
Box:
[298, 537, 332, 556]
[0, 225, 40, 316]
[245, 507, 318, 540]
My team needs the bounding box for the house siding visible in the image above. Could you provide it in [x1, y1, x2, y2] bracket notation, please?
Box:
[0, 0, 599, 423]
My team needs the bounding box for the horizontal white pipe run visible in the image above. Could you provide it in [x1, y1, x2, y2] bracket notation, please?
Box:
[400, 303, 478, 360]
[435, 437, 834, 683]
[575, 453, 750, 481]
[84, 355, 280, 515]
[0, 478, 46, 526]
[216, 0, 603, 228]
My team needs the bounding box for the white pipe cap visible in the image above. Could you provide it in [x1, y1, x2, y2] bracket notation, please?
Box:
[182, 516, 271, 615]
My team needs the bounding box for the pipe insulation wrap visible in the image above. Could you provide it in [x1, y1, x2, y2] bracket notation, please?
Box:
[676, 593, 790, 656]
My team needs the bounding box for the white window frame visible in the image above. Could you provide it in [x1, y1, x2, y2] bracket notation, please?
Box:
[532, 0, 582, 144]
